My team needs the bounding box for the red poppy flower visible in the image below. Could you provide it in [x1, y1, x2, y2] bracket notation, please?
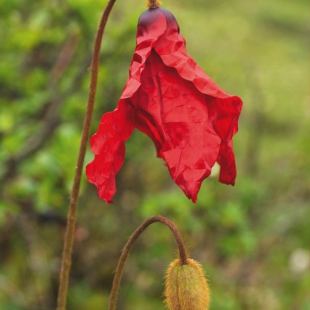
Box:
[86, 4, 243, 204]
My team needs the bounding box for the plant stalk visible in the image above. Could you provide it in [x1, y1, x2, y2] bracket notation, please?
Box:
[56, 1, 117, 309]
[109, 215, 188, 310]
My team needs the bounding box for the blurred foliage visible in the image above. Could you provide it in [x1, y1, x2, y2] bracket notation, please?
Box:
[0, 0, 309, 309]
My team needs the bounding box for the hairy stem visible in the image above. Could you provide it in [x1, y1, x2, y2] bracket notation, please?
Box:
[109, 215, 188, 310]
[56, 1, 117, 309]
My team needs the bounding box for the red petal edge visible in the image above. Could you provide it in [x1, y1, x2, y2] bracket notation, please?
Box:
[86, 101, 134, 204]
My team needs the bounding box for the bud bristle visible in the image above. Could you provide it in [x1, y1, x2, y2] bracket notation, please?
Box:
[146, 0, 163, 8]
[164, 258, 210, 310]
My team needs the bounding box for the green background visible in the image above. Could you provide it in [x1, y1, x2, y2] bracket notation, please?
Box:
[0, 0, 309, 309]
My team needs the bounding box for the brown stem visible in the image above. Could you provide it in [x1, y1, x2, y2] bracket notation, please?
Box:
[56, 1, 117, 309]
[147, 0, 162, 8]
[109, 215, 188, 310]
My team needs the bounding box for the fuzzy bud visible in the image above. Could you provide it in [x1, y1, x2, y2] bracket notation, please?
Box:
[164, 258, 210, 310]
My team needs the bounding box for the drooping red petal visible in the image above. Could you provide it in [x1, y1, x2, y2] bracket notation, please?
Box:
[86, 6, 242, 204]
[149, 9, 242, 187]
[217, 140, 236, 185]
[86, 100, 134, 203]
[121, 8, 167, 100]
[127, 7, 242, 200]
[128, 50, 221, 202]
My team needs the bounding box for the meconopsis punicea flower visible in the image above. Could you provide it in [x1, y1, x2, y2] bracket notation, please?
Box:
[86, 3, 243, 204]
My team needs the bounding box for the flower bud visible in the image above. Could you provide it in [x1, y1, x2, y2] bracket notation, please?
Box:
[164, 258, 210, 310]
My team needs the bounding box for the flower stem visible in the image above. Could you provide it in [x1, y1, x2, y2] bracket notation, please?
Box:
[147, 0, 162, 8]
[55, 1, 117, 309]
[109, 215, 188, 310]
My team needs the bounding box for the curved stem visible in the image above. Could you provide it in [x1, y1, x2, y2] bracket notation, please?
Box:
[56, 1, 117, 309]
[109, 215, 188, 310]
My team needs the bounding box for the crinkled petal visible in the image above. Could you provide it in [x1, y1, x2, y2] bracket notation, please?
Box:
[86, 7, 243, 204]
[128, 50, 221, 201]
[217, 140, 237, 185]
[121, 8, 167, 99]
[86, 100, 134, 203]
[150, 7, 242, 186]
[153, 9, 231, 98]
